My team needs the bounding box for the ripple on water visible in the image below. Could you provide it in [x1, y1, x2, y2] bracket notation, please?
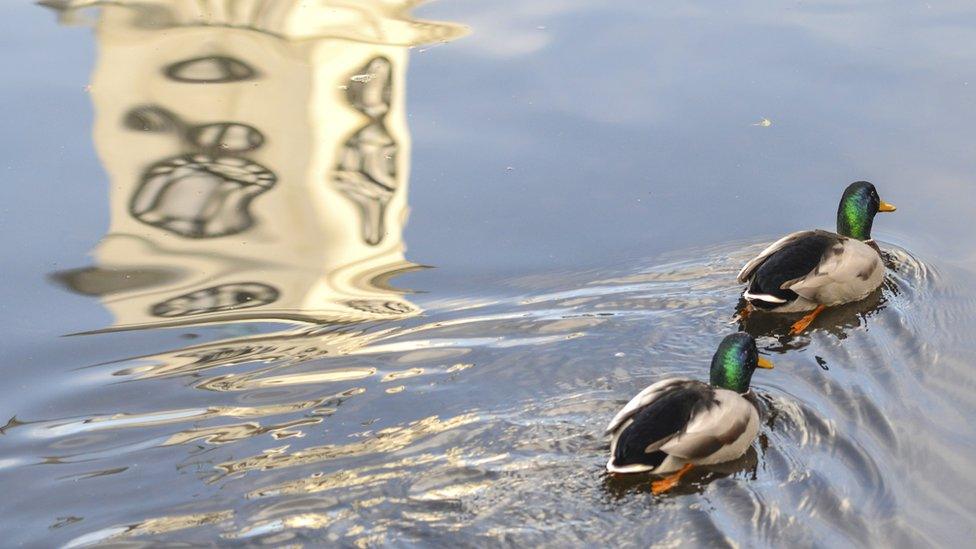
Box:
[11, 240, 976, 546]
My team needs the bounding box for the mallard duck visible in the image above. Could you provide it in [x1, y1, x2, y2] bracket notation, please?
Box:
[605, 333, 773, 494]
[737, 181, 896, 334]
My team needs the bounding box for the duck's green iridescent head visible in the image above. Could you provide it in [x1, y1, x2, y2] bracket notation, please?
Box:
[836, 181, 896, 240]
[709, 333, 773, 393]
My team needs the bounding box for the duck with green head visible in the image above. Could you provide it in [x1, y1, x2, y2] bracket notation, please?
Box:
[737, 181, 897, 334]
[605, 333, 774, 494]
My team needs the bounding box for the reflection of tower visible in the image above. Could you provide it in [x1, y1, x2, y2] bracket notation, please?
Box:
[47, 0, 467, 331]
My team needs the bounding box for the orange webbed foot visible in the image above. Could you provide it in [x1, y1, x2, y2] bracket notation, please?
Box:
[735, 304, 753, 322]
[651, 463, 694, 495]
[790, 305, 826, 335]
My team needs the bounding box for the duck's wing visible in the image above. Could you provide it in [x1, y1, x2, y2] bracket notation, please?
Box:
[737, 230, 824, 283]
[658, 388, 755, 461]
[740, 230, 845, 306]
[781, 238, 883, 303]
[607, 380, 716, 470]
[604, 378, 693, 436]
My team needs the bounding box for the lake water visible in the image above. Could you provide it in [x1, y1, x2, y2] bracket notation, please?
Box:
[2, 1, 975, 546]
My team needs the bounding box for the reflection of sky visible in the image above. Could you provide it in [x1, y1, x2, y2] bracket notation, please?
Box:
[0, 4, 107, 346]
[407, 0, 976, 273]
[2, 0, 976, 344]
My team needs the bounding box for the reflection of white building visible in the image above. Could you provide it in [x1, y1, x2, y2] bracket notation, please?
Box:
[48, 0, 467, 331]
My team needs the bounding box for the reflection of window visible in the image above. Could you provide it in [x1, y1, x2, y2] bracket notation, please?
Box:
[49, 267, 181, 297]
[344, 299, 415, 315]
[346, 57, 392, 118]
[121, 105, 273, 237]
[164, 56, 257, 83]
[188, 122, 264, 153]
[124, 105, 180, 133]
[130, 154, 277, 238]
[123, 105, 266, 153]
[333, 57, 399, 246]
[179, 345, 274, 368]
[151, 283, 280, 318]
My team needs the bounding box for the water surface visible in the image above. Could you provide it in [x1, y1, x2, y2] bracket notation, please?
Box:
[1, 0, 975, 546]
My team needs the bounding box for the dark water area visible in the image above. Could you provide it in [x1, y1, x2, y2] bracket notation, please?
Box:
[1, 1, 975, 546]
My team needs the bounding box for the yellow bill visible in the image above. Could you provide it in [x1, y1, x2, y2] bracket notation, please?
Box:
[879, 200, 897, 212]
[757, 357, 774, 369]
